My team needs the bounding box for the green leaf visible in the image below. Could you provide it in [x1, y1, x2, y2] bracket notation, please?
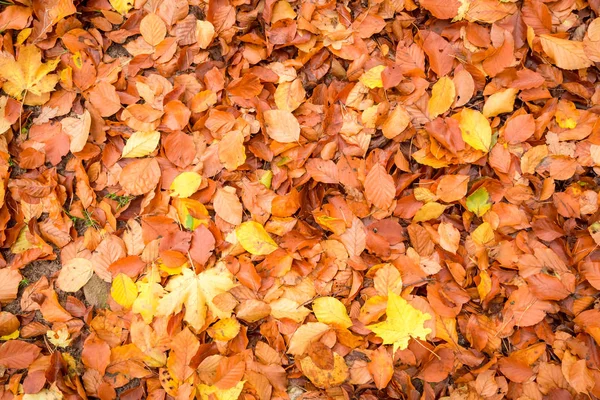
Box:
[466, 187, 491, 217]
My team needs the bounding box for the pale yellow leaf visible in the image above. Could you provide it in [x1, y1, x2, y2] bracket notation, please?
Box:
[121, 130, 160, 158]
[61, 110, 91, 153]
[56, 258, 93, 293]
[156, 265, 235, 331]
[47, 327, 72, 348]
[312, 297, 352, 329]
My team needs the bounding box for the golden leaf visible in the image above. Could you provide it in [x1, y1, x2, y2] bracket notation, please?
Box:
[312, 297, 352, 329]
[458, 108, 492, 152]
[170, 171, 202, 198]
[367, 291, 432, 353]
[428, 76, 455, 118]
[111, 273, 139, 309]
[235, 221, 278, 255]
[0, 45, 59, 105]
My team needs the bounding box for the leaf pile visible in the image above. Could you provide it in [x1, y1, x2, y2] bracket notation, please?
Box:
[1, 0, 600, 399]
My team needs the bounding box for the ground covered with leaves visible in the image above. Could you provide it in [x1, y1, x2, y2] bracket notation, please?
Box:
[1, 0, 600, 399]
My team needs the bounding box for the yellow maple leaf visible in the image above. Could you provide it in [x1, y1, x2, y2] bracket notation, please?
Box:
[156, 264, 236, 331]
[367, 292, 432, 353]
[46, 327, 72, 348]
[132, 265, 165, 324]
[235, 221, 278, 255]
[0, 45, 59, 105]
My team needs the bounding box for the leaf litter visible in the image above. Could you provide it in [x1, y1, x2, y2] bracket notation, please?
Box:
[0, 0, 599, 399]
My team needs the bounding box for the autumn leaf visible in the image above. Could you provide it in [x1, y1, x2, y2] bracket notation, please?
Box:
[482, 88, 518, 118]
[0, 45, 59, 105]
[458, 108, 492, 152]
[540, 35, 593, 70]
[140, 14, 166, 46]
[156, 264, 235, 331]
[235, 221, 278, 255]
[207, 318, 241, 342]
[111, 273, 139, 308]
[364, 164, 395, 210]
[196, 20, 216, 49]
[367, 291, 432, 353]
[428, 76, 455, 118]
[61, 110, 91, 153]
[0, 340, 40, 369]
[56, 258, 94, 292]
[170, 171, 202, 198]
[110, 0, 133, 15]
[197, 380, 245, 400]
[263, 109, 300, 143]
[312, 297, 352, 329]
[121, 131, 160, 158]
[299, 352, 349, 389]
[359, 65, 386, 88]
[466, 187, 492, 217]
[119, 157, 161, 195]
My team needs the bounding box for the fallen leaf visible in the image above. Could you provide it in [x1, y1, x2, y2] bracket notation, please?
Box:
[111, 273, 138, 308]
[235, 221, 278, 255]
[121, 131, 160, 158]
[263, 109, 300, 143]
[170, 171, 202, 198]
[367, 291, 432, 353]
[458, 108, 492, 152]
[428, 76, 455, 118]
[56, 258, 94, 292]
